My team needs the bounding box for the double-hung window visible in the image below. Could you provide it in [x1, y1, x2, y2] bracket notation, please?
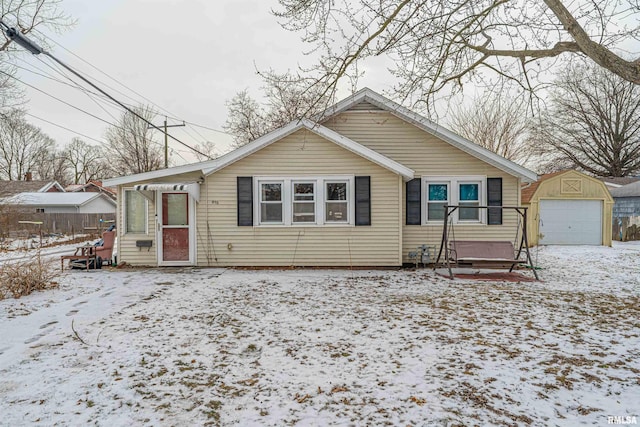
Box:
[259, 182, 283, 224]
[458, 181, 481, 221]
[427, 182, 449, 221]
[254, 177, 353, 226]
[423, 176, 485, 224]
[325, 181, 349, 223]
[292, 182, 315, 223]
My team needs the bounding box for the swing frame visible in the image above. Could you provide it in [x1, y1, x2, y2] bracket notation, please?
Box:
[434, 205, 539, 280]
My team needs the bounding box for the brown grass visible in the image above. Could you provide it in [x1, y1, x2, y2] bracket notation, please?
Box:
[0, 254, 59, 300]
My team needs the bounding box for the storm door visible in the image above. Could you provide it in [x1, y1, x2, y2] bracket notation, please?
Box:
[158, 192, 195, 265]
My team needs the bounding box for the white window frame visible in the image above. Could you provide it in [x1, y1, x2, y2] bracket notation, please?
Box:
[324, 180, 350, 224]
[258, 180, 285, 225]
[123, 188, 148, 234]
[292, 181, 317, 224]
[425, 181, 450, 224]
[254, 176, 354, 227]
[422, 176, 486, 225]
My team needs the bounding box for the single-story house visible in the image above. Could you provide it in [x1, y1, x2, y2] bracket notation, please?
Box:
[2, 192, 116, 214]
[522, 170, 613, 246]
[0, 175, 65, 199]
[609, 181, 640, 241]
[65, 180, 117, 201]
[103, 88, 537, 267]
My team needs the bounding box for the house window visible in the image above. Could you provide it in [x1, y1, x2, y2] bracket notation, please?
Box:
[253, 177, 354, 226]
[325, 181, 348, 223]
[292, 182, 315, 223]
[125, 190, 147, 233]
[35, 208, 45, 213]
[423, 176, 485, 224]
[427, 183, 449, 221]
[458, 182, 480, 221]
[259, 182, 283, 224]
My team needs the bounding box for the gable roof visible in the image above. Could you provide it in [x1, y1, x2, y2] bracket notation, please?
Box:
[599, 176, 640, 188]
[2, 192, 116, 207]
[104, 88, 538, 187]
[0, 180, 65, 198]
[609, 180, 640, 198]
[318, 88, 538, 183]
[105, 119, 415, 186]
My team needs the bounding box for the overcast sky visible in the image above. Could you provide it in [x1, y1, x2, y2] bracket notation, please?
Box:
[7, 0, 394, 165]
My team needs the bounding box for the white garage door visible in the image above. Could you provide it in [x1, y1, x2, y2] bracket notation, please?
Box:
[539, 200, 602, 245]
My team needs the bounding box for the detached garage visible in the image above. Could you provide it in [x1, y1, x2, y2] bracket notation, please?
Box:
[522, 170, 613, 246]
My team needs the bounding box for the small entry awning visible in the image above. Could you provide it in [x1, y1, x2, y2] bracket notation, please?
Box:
[133, 182, 200, 202]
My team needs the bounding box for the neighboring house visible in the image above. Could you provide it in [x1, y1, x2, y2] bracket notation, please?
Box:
[599, 176, 640, 191]
[609, 181, 640, 241]
[104, 88, 537, 267]
[65, 180, 117, 201]
[0, 176, 65, 199]
[522, 170, 613, 246]
[2, 192, 116, 214]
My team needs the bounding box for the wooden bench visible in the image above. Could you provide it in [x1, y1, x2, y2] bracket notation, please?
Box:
[448, 240, 525, 269]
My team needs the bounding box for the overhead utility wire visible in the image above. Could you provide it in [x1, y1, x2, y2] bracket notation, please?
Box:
[0, 68, 122, 128]
[1, 23, 211, 160]
[24, 112, 109, 145]
[31, 26, 229, 141]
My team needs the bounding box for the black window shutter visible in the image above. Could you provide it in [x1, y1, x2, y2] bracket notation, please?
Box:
[237, 176, 253, 226]
[487, 178, 502, 225]
[406, 178, 421, 225]
[355, 176, 371, 226]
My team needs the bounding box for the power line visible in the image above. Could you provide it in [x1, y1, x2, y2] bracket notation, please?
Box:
[31, 27, 231, 139]
[24, 112, 108, 145]
[0, 68, 121, 128]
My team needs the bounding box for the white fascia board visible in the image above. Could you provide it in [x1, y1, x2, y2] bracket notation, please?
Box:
[202, 119, 414, 180]
[319, 88, 538, 183]
[103, 159, 216, 187]
[79, 193, 117, 207]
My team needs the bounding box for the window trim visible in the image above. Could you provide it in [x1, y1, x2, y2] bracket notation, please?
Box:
[253, 176, 355, 227]
[257, 180, 285, 225]
[422, 176, 486, 225]
[292, 180, 317, 224]
[425, 181, 450, 223]
[123, 188, 149, 234]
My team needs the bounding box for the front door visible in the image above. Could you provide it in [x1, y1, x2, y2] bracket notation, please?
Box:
[158, 192, 194, 265]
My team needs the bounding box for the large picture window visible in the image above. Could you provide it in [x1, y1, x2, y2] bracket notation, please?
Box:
[125, 190, 147, 233]
[423, 176, 485, 224]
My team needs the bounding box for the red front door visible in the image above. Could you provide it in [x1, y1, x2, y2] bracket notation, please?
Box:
[161, 193, 190, 262]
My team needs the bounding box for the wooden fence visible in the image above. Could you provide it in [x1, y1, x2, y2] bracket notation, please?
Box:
[612, 217, 640, 241]
[0, 211, 116, 237]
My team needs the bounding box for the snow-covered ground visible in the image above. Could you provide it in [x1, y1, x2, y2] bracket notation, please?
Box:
[0, 243, 638, 426]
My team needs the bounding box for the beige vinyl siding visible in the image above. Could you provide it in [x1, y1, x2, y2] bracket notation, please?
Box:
[324, 111, 522, 263]
[116, 171, 202, 266]
[196, 129, 401, 267]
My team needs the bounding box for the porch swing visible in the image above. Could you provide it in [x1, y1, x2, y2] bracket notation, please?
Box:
[434, 205, 540, 280]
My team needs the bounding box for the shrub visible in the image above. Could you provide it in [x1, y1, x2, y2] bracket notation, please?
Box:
[0, 254, 59, 300]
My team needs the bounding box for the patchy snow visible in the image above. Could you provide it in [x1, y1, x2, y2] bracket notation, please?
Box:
[0, 243, 638, 426]
[0, 235, 94, 264]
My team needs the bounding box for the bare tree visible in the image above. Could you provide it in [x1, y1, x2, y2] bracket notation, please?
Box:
[1, 0, 73, 109]
[192, 140, 218, 162]
[31, 146, 69, 183]
[532, 63, 640, 177]
[273, 0, 640, 110]
[224, 73, 333, 146]
[0, 109, 54, 180]
[63, 137, 105, 184]
[450, 94, 533, 166]
[106, 105, 162, 175]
